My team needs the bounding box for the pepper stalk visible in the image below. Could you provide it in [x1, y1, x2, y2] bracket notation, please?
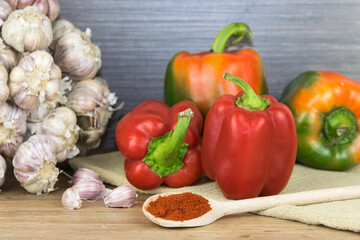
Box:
[143, 108, 194, 177]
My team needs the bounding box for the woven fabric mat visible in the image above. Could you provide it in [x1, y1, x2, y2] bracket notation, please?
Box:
[69, 151, 360, 232]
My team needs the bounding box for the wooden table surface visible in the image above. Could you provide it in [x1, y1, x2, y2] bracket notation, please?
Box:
[0, 166, 359, 240]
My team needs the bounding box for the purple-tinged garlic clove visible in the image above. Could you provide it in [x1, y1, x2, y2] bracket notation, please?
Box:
[73, 168, 102, 185]
[104, 185, 137, 208]
[74, 179, 105, 200]
[62, 187, 82, 210]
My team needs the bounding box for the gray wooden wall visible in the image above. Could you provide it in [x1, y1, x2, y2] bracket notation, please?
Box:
[59, 0, 360, 149]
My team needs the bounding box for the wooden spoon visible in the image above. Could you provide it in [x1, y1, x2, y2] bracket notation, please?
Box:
[143, 185, 360, 228]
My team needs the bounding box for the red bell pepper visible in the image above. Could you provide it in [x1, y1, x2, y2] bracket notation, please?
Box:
[115, 100, 203, 190]
[201, 73, 297, 200]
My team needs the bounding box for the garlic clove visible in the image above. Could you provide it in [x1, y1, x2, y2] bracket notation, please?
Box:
[12, 134, 59, 194]
[72, 168, 102, 185]
[74, 179, 105, 200]
[62, 187, 82, 210]
[46, 0, 59, 21]
[103, 185, 137, 208]
[0, 155, 7, 188]
[0, 0, 12, 23]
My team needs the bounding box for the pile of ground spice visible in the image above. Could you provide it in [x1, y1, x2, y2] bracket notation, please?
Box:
[145, 192, 212, 221]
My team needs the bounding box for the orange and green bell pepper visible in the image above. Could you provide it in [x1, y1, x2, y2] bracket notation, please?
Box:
[281, 71, 360, 171]
[165, 22, 268, 117]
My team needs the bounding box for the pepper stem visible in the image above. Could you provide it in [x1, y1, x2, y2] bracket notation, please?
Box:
[224, 73, 270, 111]
[210, 23, 253, 53]
[143, 108, 193, 177]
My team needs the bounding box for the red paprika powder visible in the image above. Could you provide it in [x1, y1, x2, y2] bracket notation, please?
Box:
[145, 192, 212, 221]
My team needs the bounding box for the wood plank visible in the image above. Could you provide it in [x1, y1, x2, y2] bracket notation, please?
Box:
[0, 168, 359, 239]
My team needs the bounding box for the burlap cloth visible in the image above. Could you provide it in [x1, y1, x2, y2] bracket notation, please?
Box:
[69, 151, 360, 232]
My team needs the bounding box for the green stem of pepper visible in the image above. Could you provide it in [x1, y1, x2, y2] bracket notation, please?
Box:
[224, 73, 270, 111]
[142, 108, 193, 177]
[210, 23, 253, 53]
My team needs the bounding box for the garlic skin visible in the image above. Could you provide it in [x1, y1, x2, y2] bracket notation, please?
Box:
[74, 179, 105, 200]
[66, 79, 121, 149]
[51, 18, 77, 49]
[0, 102, 27, 158]
[0, 0, 12, 25]
[0, 154, 6, 188]
[0, 38, 17, 72]
[6, 0, 59, 21]
[0, 65, 9, 105]
[9, 50, 61, 109]
[2, 6, 53, 53]
[104, 185, 137, 208]
[62, 187, 82, 210]
[13, 134, 59, 194]
[40, 107, 80, 162]
[54, 28, 102, 81]
[73, 168, 102, 185]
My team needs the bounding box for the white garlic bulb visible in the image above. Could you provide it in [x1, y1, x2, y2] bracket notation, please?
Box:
[54, 27, 101, 81]
[0, 0, 12, 26]
[2, 6, 53, 53]
[40, 107, 80, 162]
[13, 134, 59, 194]
[0, 65, 9, 105]
[6, 0, 59, 21]
[26, 76, 72, 123]
[62, 187, 82, 210]
[0, 102, 27, 158]
[9, 50, 61, 109]
[73, 168, 102, 185]
[0, 154, 6, 188]
[0, 38, 17, 72]
[66, 78, 121, 149]
[104, 185, 137, 208]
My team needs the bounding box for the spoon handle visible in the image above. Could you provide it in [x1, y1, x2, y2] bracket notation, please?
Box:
[221, 185, 360, 215]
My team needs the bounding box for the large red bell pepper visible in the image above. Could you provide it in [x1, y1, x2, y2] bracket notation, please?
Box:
[115, 100, 203, 190]
[201, 73, 297, 200]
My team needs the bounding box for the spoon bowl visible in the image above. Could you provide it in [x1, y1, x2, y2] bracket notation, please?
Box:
[143, 185, 360, 228]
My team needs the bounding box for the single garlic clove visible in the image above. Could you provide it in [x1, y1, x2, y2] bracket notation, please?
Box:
[9, 50, 61, 109]
[74, 179, 105, 200]
[0, 154, 7, 188]
[62, 187, 82, 210]
[2, 6, 53, 53]
[103, 185, 137, 208]
[45, 0, 59, 21]
[72, 168, 102, 185]
[12, 134, 59, 194]
[0, 65, 9, 105]
[40, 106, 79, 162]
[0, 102, 27, 158]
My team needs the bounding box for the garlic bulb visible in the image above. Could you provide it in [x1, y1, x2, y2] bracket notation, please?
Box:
[62, 187, 82, 210]
[66, 79, 121, 149]
[74, 179, 105, 200]
[13, 134, 59, 194]
[73, 168, 102, 185]
[0, 102, 27, 158]
[0, 65, 9, 105]
[0, 0, 12, 26]
[103, 185, 137, 208]
[0, 154, 6, 188]
[2, 6, 53, 53]
[26, 76, 72, 123]
[54, 27, 101, 81]
[40, 107, 80, 162]
[6, 0, 59, 21]
[9, 50, 61, 109]
[0, 38, 17, 72]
